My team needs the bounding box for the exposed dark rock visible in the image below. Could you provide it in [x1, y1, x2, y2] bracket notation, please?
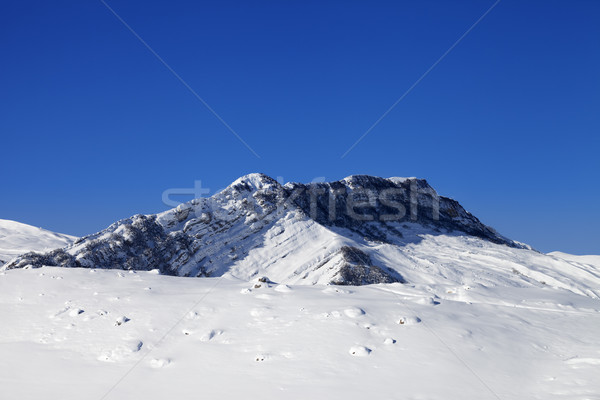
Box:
[330, 246, 405, 285]
[6, 214, 193, 275]
[286, 175, 514, 246]
[4, 173, 523, 285]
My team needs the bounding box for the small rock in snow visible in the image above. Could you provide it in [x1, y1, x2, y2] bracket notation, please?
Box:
[69, 308, 84, 317]
[115, 316, 131, 326]
[398, 316, 421, 325]
[349, 346, 371, 357]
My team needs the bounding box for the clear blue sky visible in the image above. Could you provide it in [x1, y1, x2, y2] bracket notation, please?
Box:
[1, 1, 599, 254]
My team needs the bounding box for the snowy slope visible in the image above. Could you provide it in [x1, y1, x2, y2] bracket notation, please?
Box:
[1, 175, 599, 399]
[0, 267, 598, 400]
[548, 251, 600, 269]
[0, 219, 76, 266]
[4, 174, 600, 300]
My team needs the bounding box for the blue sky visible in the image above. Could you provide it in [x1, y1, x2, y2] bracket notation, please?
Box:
[1, 1, 599, 254]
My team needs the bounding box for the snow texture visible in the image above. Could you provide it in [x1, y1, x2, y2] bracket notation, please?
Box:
[3, 174, 599, 299]
[0, 219, 76, 266]
[0, 174, 599, 398]
[0, 267, 598, 399]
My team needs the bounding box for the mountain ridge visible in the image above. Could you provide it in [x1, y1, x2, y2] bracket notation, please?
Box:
[0, 219, 77, 266]
[4, 174, 599, 298]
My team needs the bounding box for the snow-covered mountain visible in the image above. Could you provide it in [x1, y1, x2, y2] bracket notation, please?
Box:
[1, 174, 599, 400]
[4, 174, 599, 299]
[0, 219, 76, 266]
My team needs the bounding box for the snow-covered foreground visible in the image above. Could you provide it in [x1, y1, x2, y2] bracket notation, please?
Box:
[1, 267, 599, 400]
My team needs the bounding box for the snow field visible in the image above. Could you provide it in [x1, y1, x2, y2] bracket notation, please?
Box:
[1, 267, 599, 399]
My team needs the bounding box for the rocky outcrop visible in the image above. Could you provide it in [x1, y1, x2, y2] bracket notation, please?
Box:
[286, 175, 512, 246]
[4, 173, 524, 285]
[6, 215, 193, 275]
[330, 246, 405, 285]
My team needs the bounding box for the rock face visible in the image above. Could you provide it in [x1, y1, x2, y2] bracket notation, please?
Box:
[4, 173, 525, 285]
[330, 246, 405, 285]
[286, 175, 511, 245]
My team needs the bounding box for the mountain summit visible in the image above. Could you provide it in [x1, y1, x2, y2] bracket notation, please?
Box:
[4, 174, 598, 296]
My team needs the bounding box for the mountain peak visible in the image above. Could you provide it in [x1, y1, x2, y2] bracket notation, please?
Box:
[228, 173, 281, 192]
[4, 174, 535, 287]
